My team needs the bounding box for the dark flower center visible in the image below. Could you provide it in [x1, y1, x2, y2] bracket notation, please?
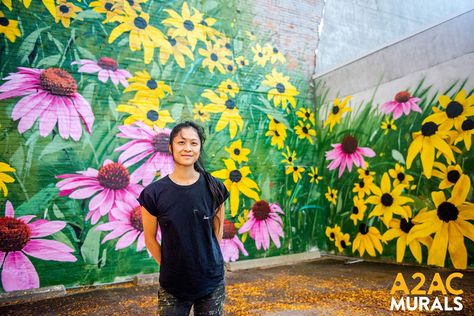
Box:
[210, 53, 218, 61]
[146, 79, 157, 89]
[273, 118, 280, 124]
[352, 206, 359, 214]
[288, 157, 293, 162]
[200, 20, 208, 26]
[341, 135, 358, 154]
[397, 173, 405, 182]
[421, 122, 438, 137]
[230, 170, 242, 182]
[240, 60, 245, 65]
[225, 99, 235, 109]
[381, 193, 394, 207]
[223, 220, 236, 239]
[252, 200, 271, 221]
[258, 52, 263, 57]
[332, 106, 340, 114]
[167, 36, 177, 46]
[130, 206, 143, 232]
[0, 17, 9, 27]
[98, 57, 119, 71]
[359, 181, 365, 188]
[274, 130, 280, 137]
[340, 240, 347, 248]
[395, 91, 411, 103]
[387, 124, 392, 129]
[447, 170, 461, 184]
[225, 43, 231, 50]
[146, 110, 159, 121]
[446, 101, 463, 118]
[227, 84, 232, 90]
[97, 162, 130, 190]
[359, 223, 369, 235]
[0, 217, 31, 252]
[400, 218, 414, 234]
[40, 68, 77, 96]
[134, 17, 147, 29]
[461, 118, 473, 131]
[273, 47, 278, 53]
[60, 5, 69, 13]
[197, 110, 204, 116]
[104, 2, 113, 10]
[293, 166, 298, 171]
[437, 201, 459, 222]
[305, 112, 310, 118]
[227, 65, 234, 72]
[365, 170, 370, 176]
[233, 148, 240, 155]
[330, 232, 335, 239]
[151, 132, 170, 153]
[276, 83, 285, 93]
[183, 20, 194, 31]
[302, 127, 309, 134]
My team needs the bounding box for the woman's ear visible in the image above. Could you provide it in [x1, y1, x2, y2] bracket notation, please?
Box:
[168, 144, 172, 153]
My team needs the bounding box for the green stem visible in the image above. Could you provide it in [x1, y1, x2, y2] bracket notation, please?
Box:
[13, 171, 30, 201]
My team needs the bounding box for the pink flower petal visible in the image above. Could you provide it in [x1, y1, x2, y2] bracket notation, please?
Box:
[266, 220, 282, 248]
[17, 215, 36, 224]
[71, 93, 94, 134]
[17, 94, 53, 133]
[115, 230, 140, 250]
[2, 251, 39, 292]
[38, 102, 58, 137]
[78, 63, 101, 73]
[69, 186, 103, 199]
[22, 239, 76, 262]
[136, 233, 145, 251]
[109, 70, 119, 85]
[5, 200, 14, 217]
[28, 220, 66, 238]
[98, 69, 109, 83]
[11, 91, 49, 121]
[56, 97, 72, 140]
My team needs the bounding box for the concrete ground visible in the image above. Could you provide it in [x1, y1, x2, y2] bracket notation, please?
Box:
[1, 257, 473, 315]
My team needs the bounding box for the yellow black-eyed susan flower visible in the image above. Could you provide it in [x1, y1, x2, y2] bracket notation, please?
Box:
[388, 163, 415, 189]
[202, 90, 243, 138]
[193, 102, 210, 123]
[108, 4, 166, 64]
[408, 175, 474, 269]
[225, 140, 250, 163]
[0, 162, 15, 197]
[117, 100, 174, 128]
[350, 196, 367, 226]
[453, 117, 473, 150]
[432, 162, 465, 190]
[325, 187, 338, 205]
[265, 115, 287, 149]
[0, 11, 21, 42]
[406, 120, 454, 178]
[158, 35, 194, 68]
[383, 215, 432, 263]
[352, 223, 384, 257]
[224, 61, 236, 74]
[55, 1, 82, 28]
[367, 173, 413, 227]
[308, 166, 323, 184]
[285, 165, 305, 183]
[90, 0, 124, 23]
[425, 89, 474, 131]
[352, 177, 374, 199]
[212, 159, 260, 217]
[218, 79, 239, 97]
[324, 96, 352, 132]
[235, 56, 249, 68]
[296, 107, 315, 125]
[264, 44, 285, 64]
[124, 70, 173, 107]
[198, 15, 220, 41]
[325, 224, 341, 242]
[281, 146, 296, 165]
[163, 2, 206, 49]
[335, 233, 351, 252]
[251, 43, 269, 66]
[380, 116, 397, 135]
[262, 69, 299, 109]
[214, 37, 233, 56]
[245, 30, 256, 41]
[357, 164, 376, 182]
[198, 42, 230, 74]
[294, 120, 316, 144]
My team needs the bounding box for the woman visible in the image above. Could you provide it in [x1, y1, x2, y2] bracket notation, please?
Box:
[138, 121, 229, 315]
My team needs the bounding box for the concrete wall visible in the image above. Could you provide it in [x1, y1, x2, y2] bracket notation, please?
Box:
[316, 0, 474, 74]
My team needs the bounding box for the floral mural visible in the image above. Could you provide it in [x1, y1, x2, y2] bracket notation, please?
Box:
[0, 0, 472, 294]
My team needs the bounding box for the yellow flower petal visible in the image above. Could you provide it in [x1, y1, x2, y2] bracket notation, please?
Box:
[427, 223, 448, 267]
[447, 223, 467, 269]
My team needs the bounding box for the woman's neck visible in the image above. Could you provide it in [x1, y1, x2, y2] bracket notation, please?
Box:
[169, 165, 200, 185]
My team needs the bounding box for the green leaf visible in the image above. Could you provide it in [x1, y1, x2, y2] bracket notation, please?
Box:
[108, 96, 118, 120]
[76, 46, 96, 60]
[15, 184, 58, 216]
[150, 61, 160, 78]
[52, 203, 65, 219]
[36, 54, 61, 68]
[81, 226, 102, 265]
[53, 231, 76, 250]
[39, 136, 77, 159]
[82, 82, 96, 104]
[76, 9, 103, 20]
[17, 26, 50, 64]
[10, 145, 25, 178]
[392, 149, 405, 165]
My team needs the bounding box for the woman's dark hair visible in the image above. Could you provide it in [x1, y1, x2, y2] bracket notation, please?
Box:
[169, 121, 226, 215]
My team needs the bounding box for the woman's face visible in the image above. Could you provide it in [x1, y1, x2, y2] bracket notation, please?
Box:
[169, 127, 201, 167]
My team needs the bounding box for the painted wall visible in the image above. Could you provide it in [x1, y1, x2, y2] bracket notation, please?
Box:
[0, 0, 324, 292]
[314, 10, 474, 269]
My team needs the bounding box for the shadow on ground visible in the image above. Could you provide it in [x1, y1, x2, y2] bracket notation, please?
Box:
[1, 257, 473, 315]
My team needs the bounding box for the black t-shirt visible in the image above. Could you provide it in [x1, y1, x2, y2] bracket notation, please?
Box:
[137, 172, 229, 301]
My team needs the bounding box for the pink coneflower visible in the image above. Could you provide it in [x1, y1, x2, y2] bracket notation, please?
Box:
[0, 67, 94, 140]
[326, 135, 375, 177]
[56, 160, 143, 225]
[0, 201, 76, 292]
[116, 122, 174, 186]
[96, 200, 161, 252]
[380, 91, 422, 120]
[238, 200, 284, 250]
[72, 57, 131, 87]
[220, 220, 248, 262]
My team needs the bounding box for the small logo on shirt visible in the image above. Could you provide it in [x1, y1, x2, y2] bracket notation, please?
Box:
[203, 215, 210, 220]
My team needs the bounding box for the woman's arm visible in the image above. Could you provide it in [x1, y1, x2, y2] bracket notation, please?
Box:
[141, 206, 162, 265]
[213, 203, 225, 243]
